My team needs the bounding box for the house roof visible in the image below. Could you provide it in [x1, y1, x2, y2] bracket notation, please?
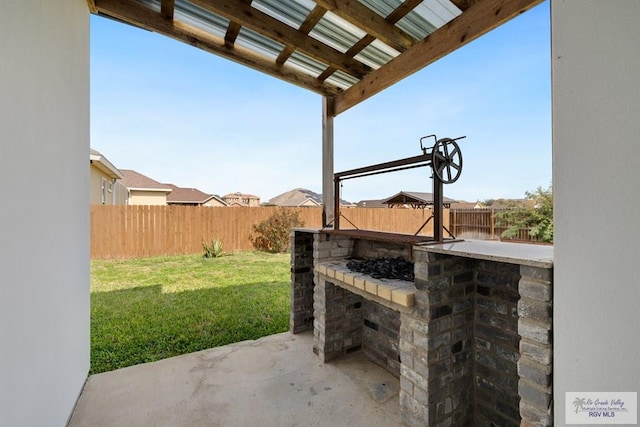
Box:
[165, 184, 227, 205]
[356, 198, 386, 208]
[265, 188, 352, 206]
[222, 192, 260, 199]
[90, 148, 123, 179]
[382, 191, 457, 208]
[449, 201, 483, 209]
[265, 188, 322, 207]
[485, 198, 536, 209]
[120, 169, 172, 193]
[91, 0, 542, 115]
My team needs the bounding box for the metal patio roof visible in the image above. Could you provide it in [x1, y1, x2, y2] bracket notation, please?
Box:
[88, 0, 542, 115]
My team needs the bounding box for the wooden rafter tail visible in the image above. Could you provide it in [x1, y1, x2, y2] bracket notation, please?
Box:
[86, 0, 98, 13]
[224, 22, 242, 48]
[333, 0, 544, 115]
[160, 0, 175, 20]
[94, 0, 342, 97]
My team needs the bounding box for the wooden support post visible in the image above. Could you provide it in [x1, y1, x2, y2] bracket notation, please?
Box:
[322, 97, 335, 228]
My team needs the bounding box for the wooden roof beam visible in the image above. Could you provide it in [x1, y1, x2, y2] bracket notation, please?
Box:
[333, 0, 544, 115]
[386, 0, 424, 22]
[189, 0, 372, 79]
[313, 0, 415, 52]
[94, 0, 343, 96]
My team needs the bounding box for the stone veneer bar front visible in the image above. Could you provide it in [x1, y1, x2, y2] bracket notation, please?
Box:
[290, 229, 553, 426]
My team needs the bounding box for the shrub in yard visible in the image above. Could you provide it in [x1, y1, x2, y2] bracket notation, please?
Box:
[203, 238, 224, 258]
[495, 185, 553, 243]
[250, 208, 304, 253]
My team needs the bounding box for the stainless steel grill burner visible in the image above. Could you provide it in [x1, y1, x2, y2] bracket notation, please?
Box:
[332, 134, 466, 242]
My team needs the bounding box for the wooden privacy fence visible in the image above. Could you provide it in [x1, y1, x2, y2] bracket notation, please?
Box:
[91, 205, 543, 259]
[90, 205, 448, 259]
[449, 208, 543, 243]
[91, 206, 315, 259]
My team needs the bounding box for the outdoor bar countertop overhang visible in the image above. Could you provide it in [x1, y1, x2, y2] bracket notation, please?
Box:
[420, 239, 553, 268]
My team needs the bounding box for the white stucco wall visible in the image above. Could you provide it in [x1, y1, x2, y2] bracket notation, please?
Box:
[0, 1, 90, 426]
[552, 1, 640, 424]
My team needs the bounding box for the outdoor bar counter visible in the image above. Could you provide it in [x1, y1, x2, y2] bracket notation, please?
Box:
[291, 229, 554, 426]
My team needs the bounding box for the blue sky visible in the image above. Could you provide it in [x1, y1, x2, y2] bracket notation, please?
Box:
[90, 1, 550, 203]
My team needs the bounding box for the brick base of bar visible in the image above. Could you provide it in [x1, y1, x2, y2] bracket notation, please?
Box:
[291, 230, 554, 427]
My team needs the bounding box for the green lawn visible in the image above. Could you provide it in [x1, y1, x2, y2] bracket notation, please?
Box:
[90, 252, 291, 374]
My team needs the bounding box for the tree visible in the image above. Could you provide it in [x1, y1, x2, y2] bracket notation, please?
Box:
[494, 185, 553, 243]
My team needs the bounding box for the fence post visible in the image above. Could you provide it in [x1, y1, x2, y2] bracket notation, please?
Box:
[490, 208, 495, 240]
[453, 210, 457, 238]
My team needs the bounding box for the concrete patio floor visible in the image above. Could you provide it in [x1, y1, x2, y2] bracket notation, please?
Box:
[68, 331, 400, 427]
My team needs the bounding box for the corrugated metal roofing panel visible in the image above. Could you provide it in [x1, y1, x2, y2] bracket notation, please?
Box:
[236, 27, 285, 60]
[357, 0, 395, 19]
[324, 70, 359, 90]
[355, 39, 399, 69]
[424, 0, 464, 23]
[251, 0, 314, 30]
[174, 0, 229, 38]
[286, 51, 326, 78]
[396, 1, 461, 39]
[309, 11, 366, 54]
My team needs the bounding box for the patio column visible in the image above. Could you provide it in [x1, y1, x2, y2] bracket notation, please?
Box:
[322, 96, 334, 228]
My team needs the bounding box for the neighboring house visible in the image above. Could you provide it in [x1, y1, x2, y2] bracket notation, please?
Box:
[165, 184, 228, 207]
[483, 198, 536, 210]
[265, 188, 353, 207]
[222, 192, 260, 207]
[89, 148, 127, 205]
[356, 199, 386, 208]
[120, 169, 172, 206]
[449, 201, 485, 210]
[264, 188, 322, 207]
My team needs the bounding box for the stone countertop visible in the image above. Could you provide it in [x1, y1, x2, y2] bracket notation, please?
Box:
[417, 239, 553, 268]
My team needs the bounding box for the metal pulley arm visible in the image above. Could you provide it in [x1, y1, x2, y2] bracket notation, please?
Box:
[334, 153, 432, 181]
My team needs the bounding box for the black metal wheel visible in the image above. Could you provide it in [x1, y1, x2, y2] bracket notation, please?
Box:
[431, 138, 463, 184]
